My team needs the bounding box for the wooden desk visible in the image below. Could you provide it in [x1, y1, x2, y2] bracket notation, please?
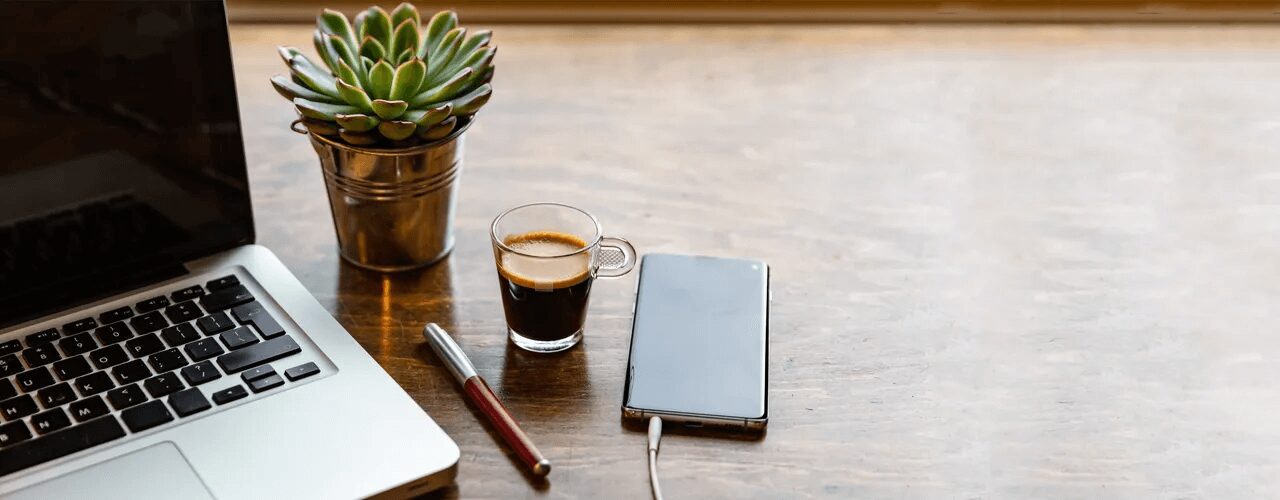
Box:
[230, 24, 1280, 498]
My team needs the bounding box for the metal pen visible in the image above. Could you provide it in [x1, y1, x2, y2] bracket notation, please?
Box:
[422, 323, 551, 477]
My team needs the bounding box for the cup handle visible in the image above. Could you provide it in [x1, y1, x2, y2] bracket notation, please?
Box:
[596, 237, 636, 278]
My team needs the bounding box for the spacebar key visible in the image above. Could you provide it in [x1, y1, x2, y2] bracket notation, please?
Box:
[217, 335, 301, 374]
[0, 416, 126, 476]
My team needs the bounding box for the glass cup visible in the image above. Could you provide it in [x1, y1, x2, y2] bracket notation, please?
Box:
[491, 202, 636, 353]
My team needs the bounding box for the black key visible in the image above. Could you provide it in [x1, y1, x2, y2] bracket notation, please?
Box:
[184, 338, 224, 362]
[196, 312, 235, 335]
[168, 388, 211, 417]
[125, 333, 165, 358]
[200, 285, 253, 312]
[212, 385, 248, 405]
[59, 333, 97, 356]
[107, 383, 146, 410]
[136, 296, 170, 313]
[51, 355, 93, 383]
[0, 415, 126, 475]
[149, 348, 188, 373]
[207, 275, 240, 291]
[0, 354, 22, 377]
[0, 340, 20, 355]
[30, 407, 71, 435]
[284, 362, 320, 382]
[99, 306, 135, 325]
[52, 355, 92, 381]
[62, 317, 97, 335]
[36, 383, 75, 409]
[161, 323, 201, 347]
[74, 372, 114, 397]
[1, 395, 38, 421]
[219, 327, 259, 351]
[68, 396, 109, 422]
[16, 367, 55, 393]
[180, 361, 221, 386]
[112, 359, 152, 385]
[241, 365, 275, 383]
[164, 302, 202, 323]
[232, 302, 286, 339]
[0, 379, 14, 401]
[0, 420, 31, 447]
[89, 344, 129, 370]
[94, 322, 132, 345]
[143, 372, 184, 398]
[21, 344, 60, 367]
[121, 400, 172, 432]
[129, 311, 168, 335]
[217, 335, 301, 374]
[171, 285, 205, 303]
[25, 329, 59, 346]
[249, 374, 284, 393]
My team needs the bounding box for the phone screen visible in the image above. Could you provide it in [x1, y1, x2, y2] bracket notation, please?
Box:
[623, 254, 768, 424]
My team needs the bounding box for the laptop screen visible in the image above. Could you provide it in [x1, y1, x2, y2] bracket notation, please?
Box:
[0, 1, 253, 326]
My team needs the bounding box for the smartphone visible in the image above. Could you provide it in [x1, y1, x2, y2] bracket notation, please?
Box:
[622, 253, 769, 431]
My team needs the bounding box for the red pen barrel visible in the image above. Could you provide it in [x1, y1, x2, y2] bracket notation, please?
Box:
[462, 376, 551, 477]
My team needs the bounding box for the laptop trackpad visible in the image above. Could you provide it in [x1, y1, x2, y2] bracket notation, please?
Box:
[8, 442, 215, 500]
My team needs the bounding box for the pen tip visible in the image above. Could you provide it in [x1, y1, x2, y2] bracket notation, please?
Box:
[533, 459, 551, 477]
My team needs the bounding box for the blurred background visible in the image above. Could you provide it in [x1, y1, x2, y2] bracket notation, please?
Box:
[227, 1, 1280, 23]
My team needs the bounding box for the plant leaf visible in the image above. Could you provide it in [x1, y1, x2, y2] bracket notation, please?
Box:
[313, 31, 338, 72]
[417, 116, 456, 141]
[326, 34, 359, 74]
[335, 113, 380, 132]
[358, 6, 393, 51]
[389, 59, 426, 101]
[301, 118, 340, 136]
[367, 60, 394, 99]
[271, 75, 342, 104]
[336, 79, 374, 112]
[390, 3, 420, 31]
[289, 55, 340, 98]
[318, 9, 358, 54]
[370, 99, 409, 120]
[377, 120, 417, 141]
[430, 45, 493, 89]
[444, 83, 492, 115]
[402, 104, 452, 128]
[339, 129, 380, 145]
[420, 10, 457, 59]
[278, 46, 305, 70]
[335, 59, 361, 89]
[359, 36, 386, 62]
[409, 68, 472, 107]
[388, 19, 420, 62]
[294, 97, 360, 121]
[426, 28, 464, 82]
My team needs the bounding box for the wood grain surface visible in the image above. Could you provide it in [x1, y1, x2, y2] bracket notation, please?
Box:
[231, 24, 1280, 498]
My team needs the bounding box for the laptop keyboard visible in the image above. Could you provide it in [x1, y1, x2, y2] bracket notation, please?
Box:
[0, 274, 321, 477]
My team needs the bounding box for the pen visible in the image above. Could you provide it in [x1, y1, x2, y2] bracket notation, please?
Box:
[422, 323, 552, 477]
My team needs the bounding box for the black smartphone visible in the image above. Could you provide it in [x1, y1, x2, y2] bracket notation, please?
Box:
[622, 253, 769, 431]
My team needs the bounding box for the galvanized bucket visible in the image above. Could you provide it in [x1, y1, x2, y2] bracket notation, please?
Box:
[295, 119, 470, 272]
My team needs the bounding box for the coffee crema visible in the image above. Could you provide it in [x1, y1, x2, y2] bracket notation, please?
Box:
[497, 230, 594, 342]
[499, 231, 591, 290]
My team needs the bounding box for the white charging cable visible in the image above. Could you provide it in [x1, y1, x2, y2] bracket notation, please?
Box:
[647, 416, 665, 500]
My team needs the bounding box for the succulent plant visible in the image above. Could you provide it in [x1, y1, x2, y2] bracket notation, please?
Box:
[271, 3, 494, 146]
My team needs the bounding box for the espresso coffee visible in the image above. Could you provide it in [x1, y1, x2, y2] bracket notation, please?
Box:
[497, 231, 594, 342]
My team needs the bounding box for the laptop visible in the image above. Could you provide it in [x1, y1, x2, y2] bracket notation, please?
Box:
[0, 1, 459, 498]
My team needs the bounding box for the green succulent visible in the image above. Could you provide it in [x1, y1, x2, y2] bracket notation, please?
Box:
[272, 3, 494, 146]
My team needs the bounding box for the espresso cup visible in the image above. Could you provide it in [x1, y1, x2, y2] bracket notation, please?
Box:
[490, 202, 636, 353]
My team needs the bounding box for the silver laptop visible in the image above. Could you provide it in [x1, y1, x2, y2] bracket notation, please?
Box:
[0, 1, 458, 498]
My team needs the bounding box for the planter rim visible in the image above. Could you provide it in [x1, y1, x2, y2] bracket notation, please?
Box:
[298, 115, 474, 156]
